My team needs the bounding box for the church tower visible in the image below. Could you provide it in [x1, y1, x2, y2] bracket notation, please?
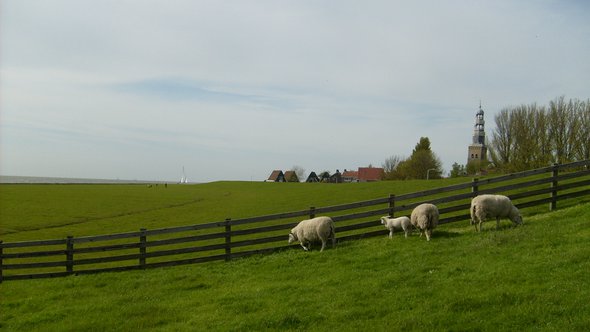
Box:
[467, 103, 487, 164]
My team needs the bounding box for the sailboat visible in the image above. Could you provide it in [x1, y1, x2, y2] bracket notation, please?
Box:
[180, 166, 188, 184]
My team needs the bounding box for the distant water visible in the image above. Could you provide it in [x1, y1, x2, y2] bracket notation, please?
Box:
[0, 175, 172, 184]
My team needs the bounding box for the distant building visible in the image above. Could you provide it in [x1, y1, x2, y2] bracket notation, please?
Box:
[329, 170, 343, 183]
[342, 169, 359, 182]
[306, 172, 320, 183]
[358, 167, 384, 182]
[468, 103, 488, 164]
[266, 170, 285, 182]
[283, 171, 300, 182]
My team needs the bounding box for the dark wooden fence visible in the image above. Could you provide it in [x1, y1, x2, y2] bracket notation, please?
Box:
[1, 160, 589, 282]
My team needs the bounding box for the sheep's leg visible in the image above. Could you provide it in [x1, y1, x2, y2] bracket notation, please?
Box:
[300, 242, 309, 251]
[471, 219, 479, 232]
[389, 230, 393, 239]
[320, 240, 326, 252]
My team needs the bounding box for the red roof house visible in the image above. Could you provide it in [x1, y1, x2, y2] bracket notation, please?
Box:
[358, 167, 384, 182]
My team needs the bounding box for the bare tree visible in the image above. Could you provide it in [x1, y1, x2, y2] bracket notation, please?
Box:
[490, 96, 587, 172]
[382, 155, 403, 180]
[574, 99, 590, 161]
[291, 165, 306, 181]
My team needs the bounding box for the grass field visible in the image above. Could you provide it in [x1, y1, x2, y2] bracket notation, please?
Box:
[1, 179, 589, 331]
[0, 179, 472, 242]
[1, 201, 589, 331]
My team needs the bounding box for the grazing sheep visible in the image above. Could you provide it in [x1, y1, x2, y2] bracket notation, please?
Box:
[470, 194, 523, 232]
[380, 216, 412, 238]
[288, 216, 336, 252]
[410, 203, 439, 241]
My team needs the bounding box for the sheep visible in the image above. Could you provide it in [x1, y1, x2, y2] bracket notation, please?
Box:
[288, 216, 336, 252]
[380, 216, 412, 238]
[470, 194, 523, 232]
[410, 203, 439, 241]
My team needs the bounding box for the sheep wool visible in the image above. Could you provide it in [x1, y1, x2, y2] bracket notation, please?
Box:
[410, 203, 439, 241]
[288, 216, 336, 252]
[470, 194, 523, 232]
[380, 216, 412, 238]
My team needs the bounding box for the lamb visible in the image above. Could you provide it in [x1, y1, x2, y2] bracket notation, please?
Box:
[288, 216, 336, 252]
[410, 203, 439, 241]
[380, 216, 412, 238]
[470, 194, 523, 232]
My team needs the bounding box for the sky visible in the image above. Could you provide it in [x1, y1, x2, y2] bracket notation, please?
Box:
[1, 1, 589, 182]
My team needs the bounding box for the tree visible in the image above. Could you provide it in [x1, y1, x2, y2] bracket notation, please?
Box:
[382, 155, 403, 180]
[450, 162, 466, 178]
[574, 99, 590, 161]
[489, 96, 587, 172]
[290, 165, 306, 182]
[385, 137, 443, 180]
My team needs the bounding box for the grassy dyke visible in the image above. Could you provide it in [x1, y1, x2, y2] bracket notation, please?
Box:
[0, 179, 471, 242]
[1, 202, 589, 331]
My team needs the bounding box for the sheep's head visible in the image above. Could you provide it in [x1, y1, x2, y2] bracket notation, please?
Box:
[510, 206, 523, 225]
[288, 232, 298, 244]
[380, 217, 388, 225]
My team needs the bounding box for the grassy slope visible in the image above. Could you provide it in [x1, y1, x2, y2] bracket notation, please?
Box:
[1, 202, 589, 331]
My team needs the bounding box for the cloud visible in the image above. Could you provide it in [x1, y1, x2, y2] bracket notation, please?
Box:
[1, 1, 589, 181]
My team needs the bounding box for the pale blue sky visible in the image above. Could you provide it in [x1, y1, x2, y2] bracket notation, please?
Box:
[1, 1, 589, 182]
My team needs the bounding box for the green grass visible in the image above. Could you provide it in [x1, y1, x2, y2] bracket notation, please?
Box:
[0, 179, 470, 241]
[1, 202, 589, 331]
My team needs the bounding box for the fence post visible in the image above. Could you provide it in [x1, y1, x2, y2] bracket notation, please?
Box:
[66, 236, 74, 274]
[0, 240, 3, 283]
[471, 178, 479, 197]
[225, 218, 231, 262]
[388, 194, 395, 217]
[309, 206, 316, 219]
[139, 228, 147, 268]
[550, 163, 559, 211]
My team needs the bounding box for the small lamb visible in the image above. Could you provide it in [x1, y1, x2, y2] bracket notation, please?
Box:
[470, 194, 523, 232]
[410, 203, 439, 241]
[380, 216, 412, 238]
[288, 216, 336, 252]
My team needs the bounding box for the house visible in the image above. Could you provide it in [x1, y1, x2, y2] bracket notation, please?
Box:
[283, 171, 300, 182]
[358, 167, 384, 182]
[342, 169, 359, 182]
[306, 172, 320, 183]
[266, 170, 285, 182]
[329, 169, 343, 183]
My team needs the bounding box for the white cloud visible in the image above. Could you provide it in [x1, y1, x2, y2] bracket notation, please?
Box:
[1, 1, 589, 181]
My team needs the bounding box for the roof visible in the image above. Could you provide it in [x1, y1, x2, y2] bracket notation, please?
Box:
[358, 167, 384, 181]
[342, 170, 359, 179]
[283, 171, 300, 182]
[267, 170, 284, 181]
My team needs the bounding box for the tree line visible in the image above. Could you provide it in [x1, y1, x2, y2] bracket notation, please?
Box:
[488, 96, 590, 172]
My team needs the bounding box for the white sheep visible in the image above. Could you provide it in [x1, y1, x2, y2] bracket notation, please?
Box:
[380, 216, 412, 238]
[470, 194, 523, 232]
[288, 216, 336, 252]
[410, 203, 439, 241]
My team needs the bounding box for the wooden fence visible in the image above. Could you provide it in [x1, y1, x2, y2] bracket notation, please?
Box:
[1, 160, 589, 282]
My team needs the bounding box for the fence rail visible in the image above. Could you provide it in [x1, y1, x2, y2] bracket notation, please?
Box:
[2, 160, 589, 282]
